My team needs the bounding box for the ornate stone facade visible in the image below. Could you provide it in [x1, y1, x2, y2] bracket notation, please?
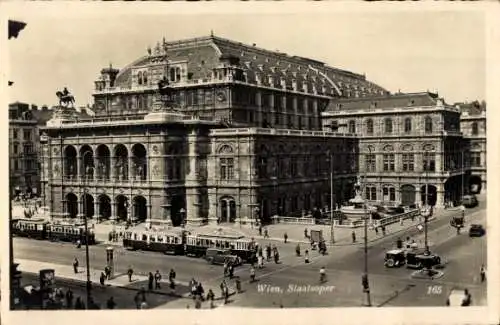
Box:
[322, 92, 471, 208]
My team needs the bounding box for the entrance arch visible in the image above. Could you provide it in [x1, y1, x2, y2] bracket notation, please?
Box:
[420, 184, 437, 207]
[133, 196, 148, 223]
[66, 193, 78, 219]
[82, 193, 94, 219]
[219, 197, 236, 223]
[400, 184, 416, 206]
[96, 144, 111, 181]
[98, 194, 112, 220]
[170, 195, 185, 227]
[469, 175, 482, 194]
[115, 195, 129, 221]
[444, 176, 463, 206]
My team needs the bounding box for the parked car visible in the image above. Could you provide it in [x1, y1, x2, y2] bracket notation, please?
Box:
[204, 248, 242, 266]
[469, 224, 486, 237]
[384, 249, 406, 268]
[405, 251, 442, 269]
[461, 195, 478, 208]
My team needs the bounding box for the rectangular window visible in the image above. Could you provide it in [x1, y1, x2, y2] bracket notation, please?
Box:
[389, 188, 396, 201]
[14, 160, 19, 171]
[370, 187, 377, 201]
[23, 130, 31, 141]
[423, 152, 436, 172]
[402, 153, 415, 171]
[383, 154, 395, 171]
[470, 152, 481, 167]
[13, 144, 18, 154]
[220, 158, 234, 180]
[365, 154, 376, 172]
[13, 130, 18, 139]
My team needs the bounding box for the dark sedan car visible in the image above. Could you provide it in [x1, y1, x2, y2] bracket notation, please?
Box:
[469, 224, 485, 237]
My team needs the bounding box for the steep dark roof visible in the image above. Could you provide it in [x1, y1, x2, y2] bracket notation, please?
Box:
[455, 101, 485, 116]
[112, 35, 387, 98]
[325, 92, 441, 112]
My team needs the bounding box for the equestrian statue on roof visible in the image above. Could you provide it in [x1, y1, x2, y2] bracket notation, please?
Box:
[56, 87, 75, 108]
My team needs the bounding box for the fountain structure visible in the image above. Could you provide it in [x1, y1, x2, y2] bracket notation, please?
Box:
[340, 177, 371, 224]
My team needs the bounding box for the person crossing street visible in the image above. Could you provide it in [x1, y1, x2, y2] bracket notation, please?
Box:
[154, 270, 162, 289]
[250, 266, 256, 283]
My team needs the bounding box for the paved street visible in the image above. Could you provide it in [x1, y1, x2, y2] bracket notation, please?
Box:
[14, 204, 486, 308]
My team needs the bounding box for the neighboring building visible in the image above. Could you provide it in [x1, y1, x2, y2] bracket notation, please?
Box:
[40, 35, 381, 226]
[458, 101, 486, 193]
[9, 102, 39, 197]
[322, 92, 470, 209]
[9, 102, 92, 200]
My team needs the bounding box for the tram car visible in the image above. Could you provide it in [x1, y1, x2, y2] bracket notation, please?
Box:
[123, 229, 186, 255]
[185, 233, 257, 263]
[11, 218, 50, 240]
[47, 223, 96, 245]
[10, 218, 96, 245]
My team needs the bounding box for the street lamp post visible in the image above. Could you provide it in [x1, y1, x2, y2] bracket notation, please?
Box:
[180, 208, 186, 227]
[421, 155, 431, 255]
[362, 179, 372, 307]
[83, 169, 92, 308]
[327, 150, 335, 244]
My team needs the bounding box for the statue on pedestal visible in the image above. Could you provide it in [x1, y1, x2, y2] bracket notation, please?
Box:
[55, 87, 75, 108]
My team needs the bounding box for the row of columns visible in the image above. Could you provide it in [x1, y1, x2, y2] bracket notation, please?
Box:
[65, 156, 147, 181]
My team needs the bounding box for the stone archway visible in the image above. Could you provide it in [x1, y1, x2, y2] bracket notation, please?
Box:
[133, 196, 148, 223]
[400, 184, 416, 206]
[80, 145, 94, 181]
[444, 176, 463, 206]
[170, 195, 185, 227]
[115, 195, 129, 221]
[66, 193, 78, 219]
[82, 193, 94, 219]
[469, 175, 482, 194]
[64, 145, 77, 180]
[114, 144, 129, 181]
[420, 184, 437, 207]
[98, 194, 112, 220]
[131, 144, 147, 181]
[96, 144, 111, 181]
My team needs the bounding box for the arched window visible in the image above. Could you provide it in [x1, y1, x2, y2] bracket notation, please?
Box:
[348, 120, 356, 134]
[138, 71, 143, 85]
[424, 116, 433, 133]
[218, 145, 235, 180]
[366, 119, 373, 134]
[384, 118, 393, 134]
[404, 118, 412, 133]
[143, 72, 148, 85]
[472, 122, 479, 135]
[175, 68, 181, 81]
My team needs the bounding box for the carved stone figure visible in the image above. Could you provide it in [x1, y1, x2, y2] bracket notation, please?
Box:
[55, 87, 75, 108]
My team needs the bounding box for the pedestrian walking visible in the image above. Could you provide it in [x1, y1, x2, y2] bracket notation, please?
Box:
[264, 228, 269, 238]
[76, 239, 81, 249]
[104, 265, 111, 280]
[194, 295, 202, 309]
[296, 243, 301, 256]
[223, 262, 228, 277]
[106, 296, 116, 309]
[127, 266, 134, 282]
[480, 265, 486, 282]
[148, 272, 154, 291]
[154, 270, 162, 289]
[100, 272, 106, 286]
[304, 228, 309, 239]
[266, 245, 271, 262]
[284, 232, 288, 243]
[65, 289, 74, 309]
[207, 289, 215, 309]
[220, 280, 227, 297]
[258, 225, 262, 236]
[351, 231, 356, 243]
[257, 255, 263, 268]
[258, 246, 263, 257]
[374, 226, 379, 235]
[381, 226, 386, 236]
[73, 258, 79, 274]
[250, 266, 256, 282]
[235, 278, 242, 293]
[274, 250, 280, 264]
[228, 264, 234, 279]
[305, 250, 310, 264]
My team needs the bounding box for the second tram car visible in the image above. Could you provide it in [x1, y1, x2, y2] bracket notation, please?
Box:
[123, 229, 186, 255]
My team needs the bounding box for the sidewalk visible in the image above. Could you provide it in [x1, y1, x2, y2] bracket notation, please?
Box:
[15, 258, 191, 297]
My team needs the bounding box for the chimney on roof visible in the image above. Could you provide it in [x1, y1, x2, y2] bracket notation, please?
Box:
[252, 43, 256, 47]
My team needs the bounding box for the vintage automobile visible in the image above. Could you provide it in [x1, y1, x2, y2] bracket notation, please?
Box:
[384, 249, 407, 268]
[204, 248, 242, 266]
[406, 251, 442, 269]
[461, 195, 478, 208]
[469, 224, 486, 237]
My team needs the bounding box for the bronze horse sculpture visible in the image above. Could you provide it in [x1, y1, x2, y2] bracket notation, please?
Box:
[56, 90, 75, 108]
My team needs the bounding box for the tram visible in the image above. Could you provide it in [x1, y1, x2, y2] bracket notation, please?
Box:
[123, 228, 258, 263]
[123, 229, 186, 255]
[11, 218, 96, 245]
